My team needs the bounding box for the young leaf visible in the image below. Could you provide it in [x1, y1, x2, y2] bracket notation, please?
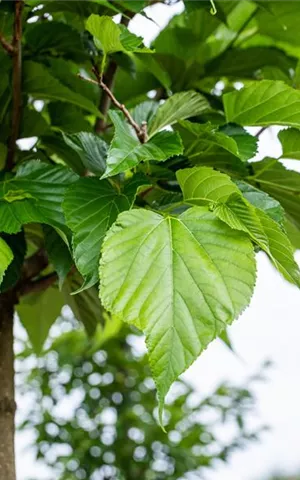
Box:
[63, 272, 105, 336]
[63, 132, 108, 176]
[177, 166, 241, 205]
[148, 91, 210, 137]
[278, 128, 300, 160]
[17, 287, 64, 355]
[0, 237, 13, 286]
[0, 161, 78, 234]
[102, 111, 183, 178]
[86, 15, 151, 59]
[224, 80, 300, 127]
[100, 207, 256, 418]
[63, 178, 131, 291]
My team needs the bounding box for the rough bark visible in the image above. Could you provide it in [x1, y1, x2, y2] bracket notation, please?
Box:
[0, 294, 16, 480]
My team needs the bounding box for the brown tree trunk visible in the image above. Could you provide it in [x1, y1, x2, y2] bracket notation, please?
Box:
[0, 293, 16, 480]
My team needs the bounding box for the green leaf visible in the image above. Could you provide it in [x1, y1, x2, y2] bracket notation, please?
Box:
[220, 125, 258, 162]
[0, 237, 13, 286]
[44, 226, 73, 290]
[0, 160, 78, 234]
[86, 15, 123, 54]
[63, 272, 105, 335]
[102, 111, 183, 178]
[256, 208, 300, 286]
[62, 132, 108, 176]
[278, 128, 300, 160]
[25, 21, 85, 57]
[224, 80, 300, 128]
[40, 134, 85, 176]
[100, 207, 256, 417]
[175, 121, 247, 175]
[130, 101, 159, 127]
[148, 91, 210, 137]
[177, 166, 241, 205]
[23, 61, 100, 117]
[0, 231, 26, 292]
[17, 287, 64, 355]
[236, 181, 284, 224]
[249, 158, 300, 231]
[48, 102, 93, 134]
[63, 177, 131, 290]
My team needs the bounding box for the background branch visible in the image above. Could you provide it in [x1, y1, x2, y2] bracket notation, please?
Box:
[0, 33, 14, 55]
[6, 0, 23, 171]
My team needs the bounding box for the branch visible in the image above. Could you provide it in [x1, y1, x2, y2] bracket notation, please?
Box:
[256, 126, 268, 137]
[18, 272, 58, 297]
[6, 0, 23, 171]
[21, 249, 49, 281]
[0, 33, 14, 55]
[79, 71, 148, 143]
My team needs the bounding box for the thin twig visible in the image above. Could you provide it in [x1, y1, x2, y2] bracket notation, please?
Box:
[0, 33, 14, 55]
[79, 72, 148, 143]
[94, 60, 117, 133]
[6, 0, 23, 171]
[256, 126, 268, 137]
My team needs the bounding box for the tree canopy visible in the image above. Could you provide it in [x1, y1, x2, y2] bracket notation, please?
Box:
[1, 2, 300, 461]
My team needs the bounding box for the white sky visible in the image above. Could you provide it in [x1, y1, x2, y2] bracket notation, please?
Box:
[16, 4, 300, 480]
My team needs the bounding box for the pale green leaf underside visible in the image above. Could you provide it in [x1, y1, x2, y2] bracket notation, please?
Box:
[17, 287, 64, 355]
[100, 207, 256, 416]
[224, 80, 300, 127]
[0, 237, 13, 286]
[102, 111, 183, 178]
[63, 177, 131, 290]
[148, 91, 210, 137]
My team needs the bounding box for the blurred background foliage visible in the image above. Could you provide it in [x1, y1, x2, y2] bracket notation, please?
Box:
[16, 313, 264, 480]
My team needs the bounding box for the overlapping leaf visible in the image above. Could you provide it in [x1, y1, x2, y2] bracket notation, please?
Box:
[63, 132, 108, 176]
[100, 207, 256, 418]
[176, 121, 248, 174]
[0, 161, 78, 234]
[63, 177, 131, 290]
[178, 166, 300, 287]
[249, 158, 300, 230]
[102, 111, 183, 178]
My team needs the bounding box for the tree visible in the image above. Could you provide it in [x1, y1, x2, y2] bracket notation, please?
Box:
[17, 320, 262, 480]
[1, 1, 300, 478]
